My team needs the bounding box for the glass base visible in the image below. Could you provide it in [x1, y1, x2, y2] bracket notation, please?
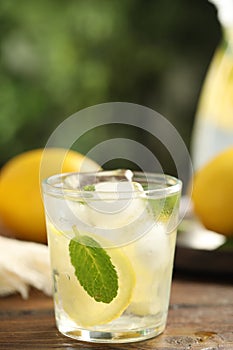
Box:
[58, 323, 165, 344]
[55, 302, 168, 343]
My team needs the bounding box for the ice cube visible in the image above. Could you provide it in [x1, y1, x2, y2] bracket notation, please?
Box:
[59, 180, 154, 246]
[124, 224, 174, 316]
[127, 264, 172, 316]
[62, 181, 152, 246]
[133, 223, 170, 268]
[84, 181, 148, 230]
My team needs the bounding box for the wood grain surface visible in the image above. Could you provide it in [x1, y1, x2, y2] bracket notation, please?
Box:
[0, 274, 232, 350]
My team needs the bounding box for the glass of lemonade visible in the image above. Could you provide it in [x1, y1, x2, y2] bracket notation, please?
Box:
[42, 170, 182, 343]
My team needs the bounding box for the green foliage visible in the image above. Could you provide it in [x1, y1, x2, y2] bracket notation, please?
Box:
[0, 0, 220, 166]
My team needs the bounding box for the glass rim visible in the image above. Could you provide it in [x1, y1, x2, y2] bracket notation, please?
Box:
[42, 169, 182, 199]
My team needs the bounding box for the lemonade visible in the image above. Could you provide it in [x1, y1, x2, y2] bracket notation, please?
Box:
[42, 170, 182, 343]
[191, 0, 233, 171]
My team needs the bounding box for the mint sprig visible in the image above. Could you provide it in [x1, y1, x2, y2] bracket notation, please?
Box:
[69, 231, 118, 304]
[83, 185, 95, 191]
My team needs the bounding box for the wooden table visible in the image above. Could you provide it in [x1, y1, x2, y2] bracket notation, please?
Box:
[0, 272, 232, 350]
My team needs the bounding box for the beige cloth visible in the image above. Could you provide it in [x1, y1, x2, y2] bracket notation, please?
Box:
[0, 235, 52, 299]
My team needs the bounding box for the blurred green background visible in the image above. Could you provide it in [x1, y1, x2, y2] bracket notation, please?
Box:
[0, 0, 220, 171]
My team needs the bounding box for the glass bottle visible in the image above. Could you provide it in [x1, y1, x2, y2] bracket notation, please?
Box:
[191, 0, 233, 171]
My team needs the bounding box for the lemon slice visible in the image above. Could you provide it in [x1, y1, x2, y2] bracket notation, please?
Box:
[48, 224, 136, 327]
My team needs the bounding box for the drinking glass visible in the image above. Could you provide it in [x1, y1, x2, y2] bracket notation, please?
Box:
[42, 169, 182, 343]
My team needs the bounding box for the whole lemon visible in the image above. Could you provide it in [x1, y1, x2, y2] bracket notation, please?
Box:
[0, 148, 100, 243]
[192, 147, 233, 237]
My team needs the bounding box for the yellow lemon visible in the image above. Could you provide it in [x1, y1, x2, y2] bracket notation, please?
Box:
[0, 148, 100, 243]
[192, 147, 233, 237]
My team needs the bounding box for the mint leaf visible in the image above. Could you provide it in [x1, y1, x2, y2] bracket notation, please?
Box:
[163, 193, 180, 215]
[149, 193, 180, 219]
[69, 235, 118, 303]
[83, 185, 95, 191]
